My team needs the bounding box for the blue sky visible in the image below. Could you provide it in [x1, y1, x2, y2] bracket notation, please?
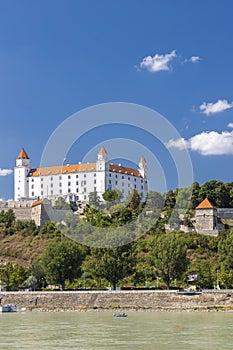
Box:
[0, 0, 233, 200]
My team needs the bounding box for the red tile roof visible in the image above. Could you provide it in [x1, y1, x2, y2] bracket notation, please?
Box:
[196, 198, 214, 209]
[139, 156, 146, 163]
[32, 198, 44, 207]
[17, 148, 29, 159]
[98, 146, 107, 155]
[28, 163, 97, 177]
[109, 164, 142, 177]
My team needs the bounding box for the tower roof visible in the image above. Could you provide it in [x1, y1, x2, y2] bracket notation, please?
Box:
[98, 146, 107, 155]
[196, 198, 215, 209]
[139, 156, 146, 163]
[17, 148, 29, 159]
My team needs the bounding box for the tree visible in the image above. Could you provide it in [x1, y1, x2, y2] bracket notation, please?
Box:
[127, 189, 141, 210]
[88, 191, 101, 208]
[85, 240, 136, 290]
[218, 229, 233, 287]
[102, 189, 122, 205]
[41, 239, 85, 290]
[53, 197, 71, 210]
[152, 234, 189, 289]
[0, 263, 28, 291]
[0, 209, 15, 228]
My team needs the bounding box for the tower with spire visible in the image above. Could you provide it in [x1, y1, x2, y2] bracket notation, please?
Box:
[138, 155, 148, 178]
[14, 148, 31, 200]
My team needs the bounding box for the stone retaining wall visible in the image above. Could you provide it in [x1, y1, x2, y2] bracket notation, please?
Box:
[1, 290, 233, 311]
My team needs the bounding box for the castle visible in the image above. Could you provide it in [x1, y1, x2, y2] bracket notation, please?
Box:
[14, 147, 148, 202]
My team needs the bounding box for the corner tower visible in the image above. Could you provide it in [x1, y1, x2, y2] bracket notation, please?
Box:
[96, 146, 108, 171]
[195, 198, 219, 235]
[138, 156, 148, 178]
[14, 148, 30, 200]
[96, 146, 108, 199]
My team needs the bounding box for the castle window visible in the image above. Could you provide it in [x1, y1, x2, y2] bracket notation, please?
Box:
[141, 185, 143, 190]
[94, 186, 97, 191]
[134, 184, 136, 189]
[59, 183, 62, 187]
[68, 182, 71, 186]
[51, 184, 53, 188]
[32, 179, 34, 182]
[128, 183, 130, 187]
[59, 189, 62, 194]
[134, 178, 136, 182]
[109, 173, 111, 177]
[84, 180, 86, 185]
[128, 177, 130, 181]
[41, 178, 44, 181]
[76, 188, 79, 193]
[41, 184, 43, 189]
[76, 181, 79, 185]
[51, 177, 53, 180]
[84, 188, 86, 192]
[94, 179, 96, 184]
[84, 195, 86, 200]
[109, 180, 111, 184]
[122, 183, 124, 186]
[76, 175, 78, 178]
[94, 173, 96, 177]
[122, 176, 124, 179]
[116, 174, 118, 178]
[68, 189, 71, 193]
[41, 191, 43, 196]
[116, 181, 118, 185]
[32, 192, 34, 196]
[31, 185, 34, 189]
[59, 176, 62, 180]
[51, 190, 53, 195]
[68, 175, 71, 179]
[84, 174, 86, 178]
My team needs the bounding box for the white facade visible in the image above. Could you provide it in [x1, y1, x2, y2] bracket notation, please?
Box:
[14, 147, 148, 202]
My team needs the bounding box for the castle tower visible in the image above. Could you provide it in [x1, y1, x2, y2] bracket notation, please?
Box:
[14, 148, 30, 200]
[195, 198, 218, 235]
[96, 146, 108, 199]
[96, 146, 108, 171]
[138, 156, 148, 178]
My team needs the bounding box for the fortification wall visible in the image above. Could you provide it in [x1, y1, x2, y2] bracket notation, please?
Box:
[218, 208, 233, 220]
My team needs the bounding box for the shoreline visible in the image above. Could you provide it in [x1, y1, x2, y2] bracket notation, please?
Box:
[1, 290, 233, 313]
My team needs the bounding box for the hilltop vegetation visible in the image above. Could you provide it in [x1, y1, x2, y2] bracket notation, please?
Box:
[0, 180, 233, 291]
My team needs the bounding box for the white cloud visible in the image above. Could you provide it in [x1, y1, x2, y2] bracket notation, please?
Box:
[166, 138, 189, 150]
[184, 55, 201, 63]
[190, 56, 200, 63]
[167, 130, 233, 156]
[140, 50, 177, 72]
[0, 168, 13, 176]
[200, 99, 233, 115]
[228, 123, 233, 128]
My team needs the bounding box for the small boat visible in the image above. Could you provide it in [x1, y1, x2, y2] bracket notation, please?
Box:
[0, 304, 17, 313]
[113, 313, 128, 318]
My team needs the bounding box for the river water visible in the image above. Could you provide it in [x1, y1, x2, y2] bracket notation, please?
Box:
[0, 311, 232, 349]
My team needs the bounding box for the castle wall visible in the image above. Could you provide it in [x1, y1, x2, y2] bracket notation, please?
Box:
[217, 208, 233, 220]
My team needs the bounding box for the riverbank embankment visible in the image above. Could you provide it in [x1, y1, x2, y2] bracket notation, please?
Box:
[1, 290, 233, 312]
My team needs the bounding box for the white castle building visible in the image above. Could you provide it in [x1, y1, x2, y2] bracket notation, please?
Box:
[14, 147, 148, 202]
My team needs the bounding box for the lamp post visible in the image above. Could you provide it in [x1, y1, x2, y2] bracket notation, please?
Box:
[216, 269, 219, 289]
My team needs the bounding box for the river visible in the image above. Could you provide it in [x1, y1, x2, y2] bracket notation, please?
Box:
[0, 311, 232, 349]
